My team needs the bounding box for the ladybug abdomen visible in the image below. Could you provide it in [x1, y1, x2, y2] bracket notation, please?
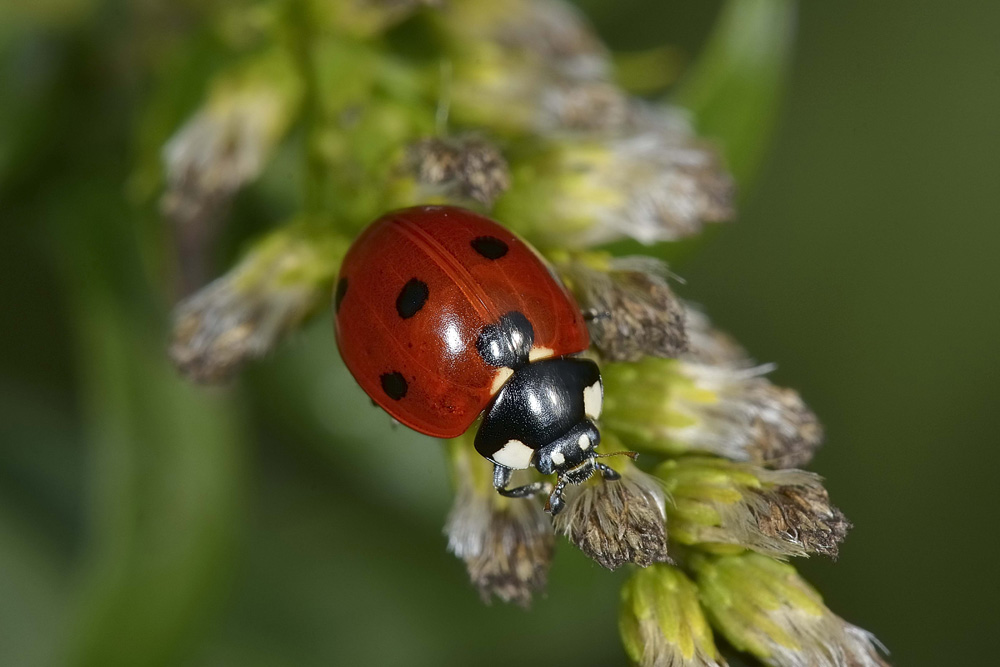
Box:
[334, 206, 590, 439]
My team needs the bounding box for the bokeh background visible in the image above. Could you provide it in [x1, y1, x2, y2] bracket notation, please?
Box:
[1, 1, 998, 665]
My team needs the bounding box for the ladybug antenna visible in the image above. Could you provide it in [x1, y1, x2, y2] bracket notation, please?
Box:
[595, 450, 639, 461]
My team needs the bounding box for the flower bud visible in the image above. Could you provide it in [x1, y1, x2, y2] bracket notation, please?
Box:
[657, 458, 849, 558]
[693, 552, 889, 667]
[552, 456, 669, 570]
[321, 0, 442, 38]
[446, 53, 626, 136]
[161, 51, 301, 232]
[682, 306, 751, 368]
[403, 136, 511, 207]
[455, 0, 609, 78]
[495, 111, 734, 248]
[169, 224, 349, 383]
[554, 252, 687, 361]
[434, 0, 623, 134]
[601, 356, 823, 469]
[444, 435, 553, 606]
[620, 564, 725, 667]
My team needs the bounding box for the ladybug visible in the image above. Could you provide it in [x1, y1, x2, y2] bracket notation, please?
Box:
[333, 205, 622, 514]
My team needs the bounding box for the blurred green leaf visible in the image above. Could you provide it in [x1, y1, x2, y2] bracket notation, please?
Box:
[63, 285, 247, 667]
[675, 0, 797, 185]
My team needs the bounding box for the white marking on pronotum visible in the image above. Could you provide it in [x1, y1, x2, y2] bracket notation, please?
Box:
[489, 367, 514, 394]
[529, 346, 554, 361]
[583, 380, 603, 420]
[550, 451, 566, 466]
[493, 439, 534, 469]
[578, 433, 591, 450]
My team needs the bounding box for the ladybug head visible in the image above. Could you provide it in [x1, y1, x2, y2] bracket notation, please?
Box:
[475, 356, 636, 515]
[537, 431, 638, 515]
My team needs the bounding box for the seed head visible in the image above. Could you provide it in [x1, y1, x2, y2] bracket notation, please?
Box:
[620, 564, 726, 667]
[444, 437, 553, 606]
[553, 458, 669, 570]
[169, 225, 348, 383]
[555, 252, 687, 362]
[693, 552, 889, 667]
[601, 356, 823, 469]
[657, 458, 850, 559]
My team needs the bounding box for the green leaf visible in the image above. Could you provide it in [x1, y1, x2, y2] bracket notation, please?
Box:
[676, 0, 797, 186]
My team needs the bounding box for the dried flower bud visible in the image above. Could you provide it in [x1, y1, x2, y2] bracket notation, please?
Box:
[446, 52, 626, 135]
[601, 356, 823, 469]
[657, 458, 850, 558]
[161, 53, 300, 230]
[444, 436, 553, 605]
[405, 136, 511, 206]
[553, 458, 668, 570]
[620, 564, 726, 667]
[496, 110, 734, 248]
[693, 552, 889, 667]
[169, 225, 348, 383]
[440, 0, 610, 79]
[483, 0, 609, 78]
[435, 0, 624, 134]
[555, 252, 687, 361]
[681, 306, 751, 368]
[538, 80, 631, 132]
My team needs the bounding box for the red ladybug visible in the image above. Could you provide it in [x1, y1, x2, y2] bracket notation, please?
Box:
[334, 206, 621, 513]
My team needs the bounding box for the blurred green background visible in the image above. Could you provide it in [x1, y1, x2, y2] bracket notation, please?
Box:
[1, 1, 997, 665]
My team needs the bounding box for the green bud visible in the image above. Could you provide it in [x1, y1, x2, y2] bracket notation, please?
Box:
[169, 222, 349, 383]
[601, 352, 823, 469]
[620, 564, 724, 667]
[657, 458, 849, 558]
[552, 455, 669, 570]
[317, 0, 441, 39]
[693, 552, 888, 667]
[554, 252, 687, 362]
[444, 433, 553, 606]
[495, 110, 734, 249]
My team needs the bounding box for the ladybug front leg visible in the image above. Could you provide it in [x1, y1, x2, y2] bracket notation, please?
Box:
[492, 464, 551, 500]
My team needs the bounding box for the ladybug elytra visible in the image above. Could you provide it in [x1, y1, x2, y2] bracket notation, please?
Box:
[334, 206, 621, 514]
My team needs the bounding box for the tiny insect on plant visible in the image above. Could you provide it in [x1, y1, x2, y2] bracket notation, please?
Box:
[334, 205, 629, 515]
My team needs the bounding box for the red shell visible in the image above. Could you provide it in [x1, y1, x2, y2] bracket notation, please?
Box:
[334, 206, 590, 438]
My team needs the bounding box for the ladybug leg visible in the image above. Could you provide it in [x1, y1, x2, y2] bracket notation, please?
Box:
[595, 462, 621, 481]
[493, 464, 551, 500]
[545, 475, 571, 515]
[546, 460, 623, 515]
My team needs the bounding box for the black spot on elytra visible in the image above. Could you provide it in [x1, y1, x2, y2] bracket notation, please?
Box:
[396, 278, 429, 319]
[471, 236, 509, 260]
[380, 371, 408, 400]
[334, 277, 348, 313]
